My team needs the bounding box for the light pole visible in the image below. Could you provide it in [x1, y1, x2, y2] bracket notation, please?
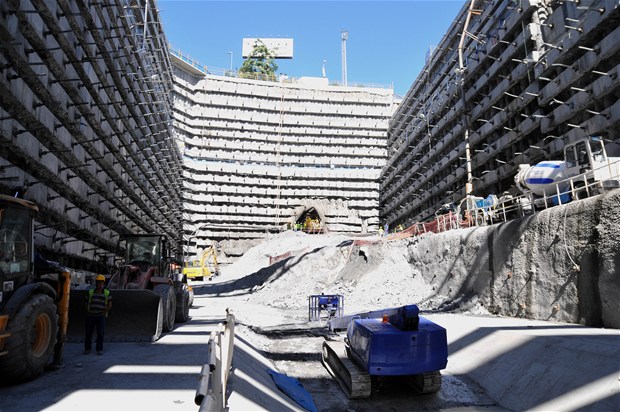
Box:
[227, 51, 233, 72]
[458, 0, 478, 197]
[341, 30, 348, 86]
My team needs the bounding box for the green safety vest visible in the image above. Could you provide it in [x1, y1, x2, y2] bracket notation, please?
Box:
[88, 288, 110, 307]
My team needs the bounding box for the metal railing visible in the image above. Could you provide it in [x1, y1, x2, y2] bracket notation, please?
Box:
[308, 294, 344, 322]
[195, 309, 235, 412]
[169, 47, 210, 75]
[386, 164, 620, 241]
[329, 80, 393, 90]
[482, 164, 618, 226]
[454, 163, 620, 228]
[169, 46, 393, 89]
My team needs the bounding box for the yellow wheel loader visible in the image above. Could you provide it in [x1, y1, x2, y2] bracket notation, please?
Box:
[67, 234, 191, 342]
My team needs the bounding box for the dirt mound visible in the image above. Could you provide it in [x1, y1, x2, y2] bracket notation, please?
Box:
[220, 231, 487, 317]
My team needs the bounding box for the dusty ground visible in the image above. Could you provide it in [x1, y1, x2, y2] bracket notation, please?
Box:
[197, 229, 619, 411]
[2, 230, 616, 411]
[195, 231, 503, 411]
[227, 322, 501, 412]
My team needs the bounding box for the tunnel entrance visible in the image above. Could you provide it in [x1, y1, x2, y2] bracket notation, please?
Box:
[295, 207, 324, 234]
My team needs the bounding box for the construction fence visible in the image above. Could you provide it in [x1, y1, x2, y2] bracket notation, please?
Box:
[195, 309, 235, 412]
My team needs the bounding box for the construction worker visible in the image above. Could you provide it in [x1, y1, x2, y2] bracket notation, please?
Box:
[84, 274, 112, 355]
[304, 216, 312, 232]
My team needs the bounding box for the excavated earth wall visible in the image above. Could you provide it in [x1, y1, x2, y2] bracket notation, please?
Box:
[407, 189, 620, 328]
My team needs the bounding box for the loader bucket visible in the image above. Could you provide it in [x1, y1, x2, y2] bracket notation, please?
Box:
[67, 289, 163, 342]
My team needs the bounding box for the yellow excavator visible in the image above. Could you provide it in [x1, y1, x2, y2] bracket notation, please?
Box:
[183, 245, 219, 281]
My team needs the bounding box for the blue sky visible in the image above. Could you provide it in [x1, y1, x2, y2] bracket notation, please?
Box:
[159, 1, 466, 96]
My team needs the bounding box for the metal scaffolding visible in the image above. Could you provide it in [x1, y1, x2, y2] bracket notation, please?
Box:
[0, 0, 184, 273]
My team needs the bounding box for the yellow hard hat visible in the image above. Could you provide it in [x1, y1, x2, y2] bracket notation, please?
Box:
[95, 274, 106, 282]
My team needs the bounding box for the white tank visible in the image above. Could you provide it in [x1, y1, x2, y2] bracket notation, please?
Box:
[514, 160, 570, 196]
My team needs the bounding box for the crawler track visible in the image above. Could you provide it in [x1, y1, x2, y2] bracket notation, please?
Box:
[406, 370, 442, 393]
[322, 340, 443, 398]
[321, 340, 371, 399]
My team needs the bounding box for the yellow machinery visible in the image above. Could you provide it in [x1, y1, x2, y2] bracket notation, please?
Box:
[67, 234, 192, 342]
[0, 195, 71, 384]
[183, 246, 219, 281]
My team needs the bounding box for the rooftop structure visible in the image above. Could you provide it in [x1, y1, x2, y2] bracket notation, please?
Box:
[242, 38, 294, 59]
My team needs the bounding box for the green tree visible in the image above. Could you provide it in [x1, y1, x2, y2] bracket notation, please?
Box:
[239, 40, 278, 81]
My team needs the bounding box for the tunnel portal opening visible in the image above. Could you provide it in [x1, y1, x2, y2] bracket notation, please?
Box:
[295, 207, 324, 234]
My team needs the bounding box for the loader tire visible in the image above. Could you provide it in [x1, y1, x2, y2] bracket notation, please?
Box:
[174, 284, 190, 323]
[154, 285, 176, 333]
[0, 294, 58, 385]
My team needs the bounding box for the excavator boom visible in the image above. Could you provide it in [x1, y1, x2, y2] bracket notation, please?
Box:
[183, 245, 219, 281]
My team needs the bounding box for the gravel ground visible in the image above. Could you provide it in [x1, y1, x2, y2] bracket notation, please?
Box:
[1, 231, 615, 411]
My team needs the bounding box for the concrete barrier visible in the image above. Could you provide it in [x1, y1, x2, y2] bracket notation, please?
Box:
[407, 189, 620, 328]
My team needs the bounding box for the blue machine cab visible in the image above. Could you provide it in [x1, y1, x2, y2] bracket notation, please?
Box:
[322, 304, 448, 398]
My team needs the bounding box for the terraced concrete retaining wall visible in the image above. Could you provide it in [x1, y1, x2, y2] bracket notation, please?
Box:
[407, 190, 620, 328]
[172, 61, 395, 255]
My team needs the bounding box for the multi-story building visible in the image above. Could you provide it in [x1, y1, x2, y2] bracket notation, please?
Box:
[381, 0, 620, 227]
[170, 54, 396, 258]
[0, 0, 183, 274]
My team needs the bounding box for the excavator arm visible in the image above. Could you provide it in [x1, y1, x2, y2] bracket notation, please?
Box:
[200, 246, 219, 278]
